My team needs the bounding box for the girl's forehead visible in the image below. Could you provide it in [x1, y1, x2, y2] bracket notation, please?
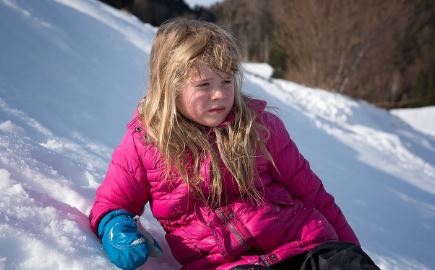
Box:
[188, 62, 231, 80]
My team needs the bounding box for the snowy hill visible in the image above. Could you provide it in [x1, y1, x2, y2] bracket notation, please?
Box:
[391, 106, 435, 138]
[1, 0, 435, 269]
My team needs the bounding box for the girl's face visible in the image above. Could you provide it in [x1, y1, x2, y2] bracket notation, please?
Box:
[177, 62, 235, 127]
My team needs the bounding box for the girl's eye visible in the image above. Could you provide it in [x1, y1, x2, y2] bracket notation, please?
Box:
[196, 82, 209, 87]
[223, 79, 233, 84]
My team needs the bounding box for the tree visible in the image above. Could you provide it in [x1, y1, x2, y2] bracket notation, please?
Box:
[212, 0, 435, 108]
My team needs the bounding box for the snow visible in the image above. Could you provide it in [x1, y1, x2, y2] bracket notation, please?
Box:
[184, 0, 223, 8]
[0, 0, 434, 269]
[243, 62, 274, 79]
[391, 106, 435, 138]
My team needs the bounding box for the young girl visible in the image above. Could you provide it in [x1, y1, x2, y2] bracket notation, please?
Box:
[89, 18, 379, 270]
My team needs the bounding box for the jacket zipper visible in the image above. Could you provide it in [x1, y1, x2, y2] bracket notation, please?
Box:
[215, 208, 260, 253]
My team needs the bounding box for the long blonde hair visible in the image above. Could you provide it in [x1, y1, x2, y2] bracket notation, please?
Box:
[141, 18, 270, 206]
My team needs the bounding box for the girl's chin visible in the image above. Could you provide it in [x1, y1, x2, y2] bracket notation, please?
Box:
[200, 118, 227, 127]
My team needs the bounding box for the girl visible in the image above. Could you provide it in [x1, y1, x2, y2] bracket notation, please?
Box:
[89, 18, 379, 270]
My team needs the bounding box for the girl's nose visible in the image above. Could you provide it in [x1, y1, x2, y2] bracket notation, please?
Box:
[211, 88, 225, 99]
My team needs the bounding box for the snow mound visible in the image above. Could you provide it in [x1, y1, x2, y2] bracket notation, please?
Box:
[391, 106, 435, 138]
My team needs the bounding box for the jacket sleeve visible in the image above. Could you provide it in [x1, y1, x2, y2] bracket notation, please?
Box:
[264, 112, 360, 246]
[89, 131, 150, 234]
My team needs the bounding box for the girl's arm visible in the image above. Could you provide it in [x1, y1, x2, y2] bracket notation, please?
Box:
[264, 112, 360, 246]
[89, 132, 150, 234]
[88, 131, 162, 269]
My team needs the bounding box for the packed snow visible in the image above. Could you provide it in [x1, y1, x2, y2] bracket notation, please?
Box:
[0, 0, 434, 269]
[184, 0, 223, 8]
[391, 106, 435, 138]
[243, 62, 274, 79]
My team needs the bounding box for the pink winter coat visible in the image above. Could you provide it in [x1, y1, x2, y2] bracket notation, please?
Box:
[89, 99, 360, 270]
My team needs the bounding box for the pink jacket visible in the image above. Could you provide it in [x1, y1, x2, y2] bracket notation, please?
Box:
[89, 99, 359, 269]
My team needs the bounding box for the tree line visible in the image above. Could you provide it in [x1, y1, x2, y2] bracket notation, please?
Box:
[100, 0, 435, 108]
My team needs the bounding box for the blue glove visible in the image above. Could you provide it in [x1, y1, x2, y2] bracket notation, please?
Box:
[98, 210, 161, 270]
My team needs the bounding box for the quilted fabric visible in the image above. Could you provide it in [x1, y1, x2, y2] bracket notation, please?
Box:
[89, 98, 359, 270]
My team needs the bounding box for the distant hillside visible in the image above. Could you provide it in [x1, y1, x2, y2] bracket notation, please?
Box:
[210, 0, 435, 109]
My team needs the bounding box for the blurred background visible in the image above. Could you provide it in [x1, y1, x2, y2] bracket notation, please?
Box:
[100, 0, 435, 109]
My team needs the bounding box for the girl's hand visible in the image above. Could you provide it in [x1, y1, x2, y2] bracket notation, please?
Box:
[98, 210, 162, 270]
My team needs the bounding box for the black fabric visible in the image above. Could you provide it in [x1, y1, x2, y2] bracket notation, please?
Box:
[273, 241, 380, 270]
[231, 242, 380, 270]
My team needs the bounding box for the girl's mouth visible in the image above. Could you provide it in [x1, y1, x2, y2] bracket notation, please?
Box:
[209, 107, 225, 112]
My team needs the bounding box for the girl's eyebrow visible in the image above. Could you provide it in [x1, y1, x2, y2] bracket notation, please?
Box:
[191, 78, 211, 84]
[191, 75, 232, 83]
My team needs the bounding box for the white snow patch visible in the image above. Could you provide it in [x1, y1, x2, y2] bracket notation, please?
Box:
[243, 62, 274, 79]
[0, 120, 25, 135]
[391, 106, 435, 138]
[54, 0, 155, 53]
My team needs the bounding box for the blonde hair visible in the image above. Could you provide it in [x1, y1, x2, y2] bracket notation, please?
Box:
[141, 18, 270, 206]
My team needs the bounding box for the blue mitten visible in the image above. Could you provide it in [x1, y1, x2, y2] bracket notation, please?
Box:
[98, 210, 161, 270]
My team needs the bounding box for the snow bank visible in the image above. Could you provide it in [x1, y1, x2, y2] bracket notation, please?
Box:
[391, 106, 435, 138]
[242, 62, 274, 79]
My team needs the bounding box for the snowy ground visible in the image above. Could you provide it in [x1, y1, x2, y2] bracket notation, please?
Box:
[0, 0, 434, 269]
[391, 106, 435, 138]
[184, 0, 223, 8]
